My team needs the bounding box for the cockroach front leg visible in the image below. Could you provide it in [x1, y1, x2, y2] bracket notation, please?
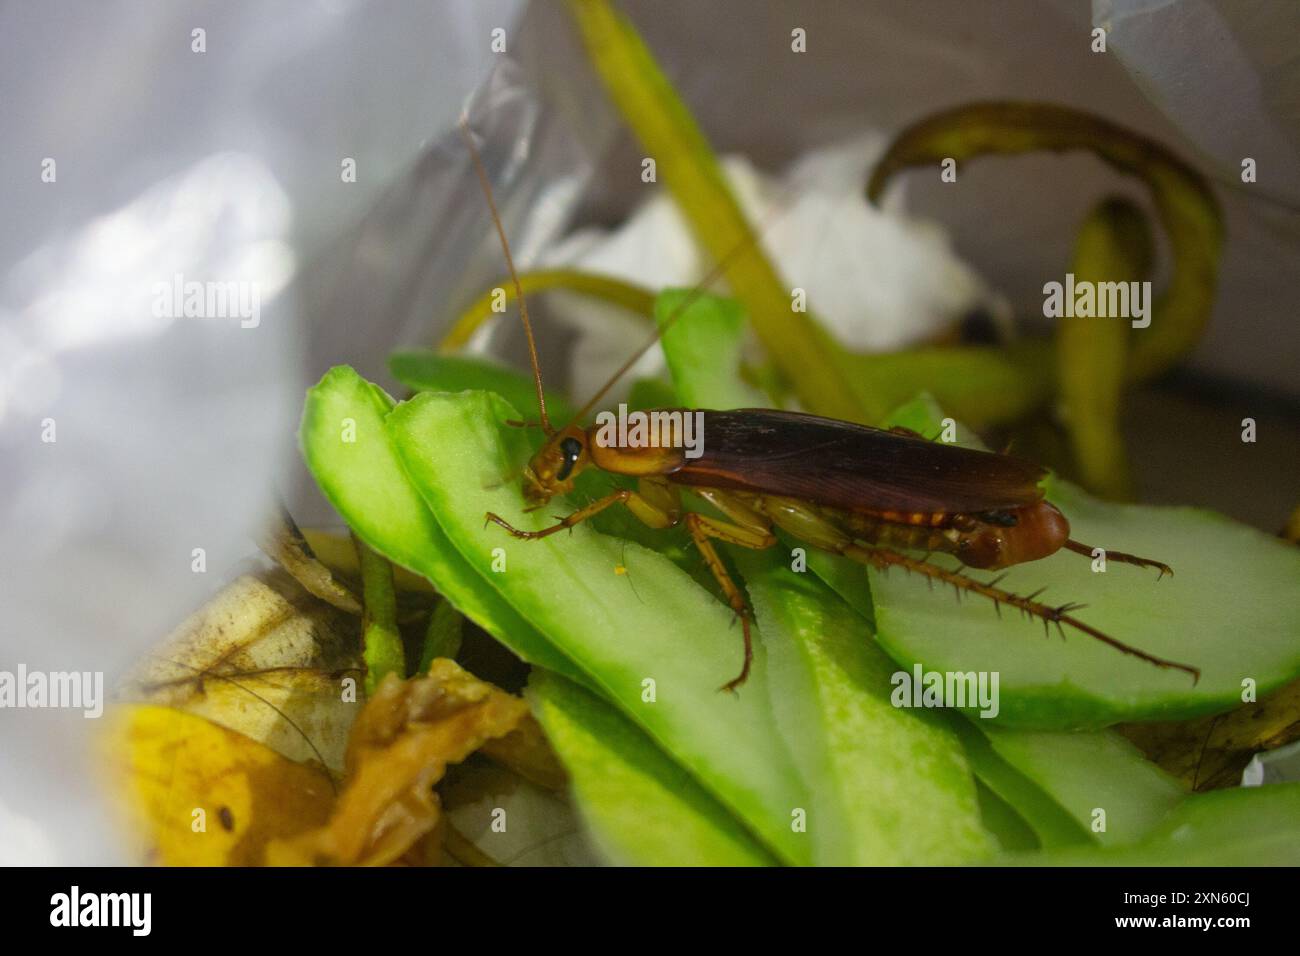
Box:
[486, 490, 630, 540]
[486, 477, 681, 540]
[488, 482, 779, 693]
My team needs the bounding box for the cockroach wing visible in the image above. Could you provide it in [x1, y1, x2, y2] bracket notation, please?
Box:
[669, 409, 1047, 515]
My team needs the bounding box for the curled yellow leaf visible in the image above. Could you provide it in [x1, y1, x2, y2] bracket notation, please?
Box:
[266, 659, 536, 866]
[100, 705, 335, 866]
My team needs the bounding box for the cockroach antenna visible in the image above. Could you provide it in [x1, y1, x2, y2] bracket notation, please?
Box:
[565, 218, 775, 427]
[458, 113, 554, 436]
[463, 113, 800, 435]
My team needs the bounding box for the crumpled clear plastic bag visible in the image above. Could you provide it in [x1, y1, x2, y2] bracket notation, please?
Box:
[0, 0, 522, 864]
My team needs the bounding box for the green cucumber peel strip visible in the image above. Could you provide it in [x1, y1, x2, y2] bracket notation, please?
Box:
[976, 723, 1185, 846]
[944, 716, 1091, 849]
[972, 780, 1040, 853]
[656, 289, 756, 408]
[1008, 782, 1300, 866]
[527, 671, 776, 866]
[299, 366, 581, 681]
[740, 553, 996, 863]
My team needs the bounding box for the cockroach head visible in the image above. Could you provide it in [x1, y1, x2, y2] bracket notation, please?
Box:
[522, 424, 590, 505]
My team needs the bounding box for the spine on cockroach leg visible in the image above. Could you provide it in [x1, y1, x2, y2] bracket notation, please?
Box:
[838, 542, 1200, 682]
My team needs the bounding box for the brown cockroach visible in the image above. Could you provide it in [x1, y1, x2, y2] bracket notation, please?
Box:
[458, 120, 1199, 691]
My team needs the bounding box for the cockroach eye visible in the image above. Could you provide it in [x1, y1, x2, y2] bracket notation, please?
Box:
[556, 437, 584, 481]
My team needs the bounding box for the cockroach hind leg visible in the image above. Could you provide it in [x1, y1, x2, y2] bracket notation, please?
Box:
[841, 543, 1200, 683]
[1065, 539, 1173, 579]
[485, 511, 518, 534]
[485, 511, 539, 538]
